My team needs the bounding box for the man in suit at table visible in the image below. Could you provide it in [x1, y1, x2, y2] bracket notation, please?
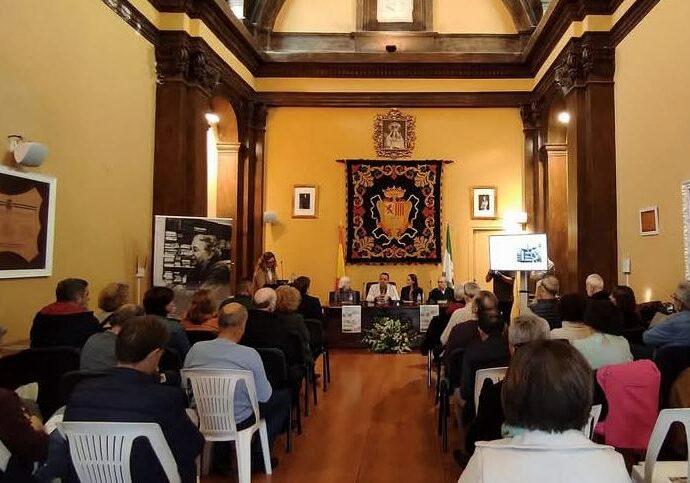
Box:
[427, 276, 455, 304]
[366, 272, 400, 304]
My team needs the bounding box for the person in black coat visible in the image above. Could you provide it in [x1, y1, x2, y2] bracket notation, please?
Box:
[293, 276, 324, 322]
[427, 276, 455, 304]
[30, 278, 102, 350]
[64, 316, 204, 483]
[529, 275, 562, 329]
[400, 273, 424, 303]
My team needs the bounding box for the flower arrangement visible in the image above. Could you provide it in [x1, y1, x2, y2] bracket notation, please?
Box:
[363, 316, 416, 353]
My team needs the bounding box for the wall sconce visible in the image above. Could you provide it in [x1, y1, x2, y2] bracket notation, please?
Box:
[557, 111, 571, 124]
[7, 135, 48, 167]
[205, 112, 220, 126]
[263, 211, 278, 224]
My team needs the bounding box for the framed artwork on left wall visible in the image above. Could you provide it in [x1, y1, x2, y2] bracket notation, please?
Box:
[0, 166, 57, 278]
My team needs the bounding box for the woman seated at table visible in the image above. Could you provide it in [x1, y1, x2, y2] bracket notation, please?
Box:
[400, 273, 424, 304]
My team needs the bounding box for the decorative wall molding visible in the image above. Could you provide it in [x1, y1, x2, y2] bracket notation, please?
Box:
[554, 35, 614, 95]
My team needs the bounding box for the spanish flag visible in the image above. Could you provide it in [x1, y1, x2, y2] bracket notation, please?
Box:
[336, 224, 346, 289]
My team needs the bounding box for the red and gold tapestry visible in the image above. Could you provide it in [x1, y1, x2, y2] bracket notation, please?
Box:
[346, 160, 442, 264]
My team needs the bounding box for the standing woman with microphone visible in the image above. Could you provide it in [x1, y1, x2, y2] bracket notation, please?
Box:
[251, 251, 278, 292]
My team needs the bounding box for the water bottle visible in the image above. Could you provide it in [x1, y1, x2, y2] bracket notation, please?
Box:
[417, 292, 422, 304]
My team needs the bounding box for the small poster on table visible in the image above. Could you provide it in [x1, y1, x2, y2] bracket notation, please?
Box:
[419, 305, 440, 333]
[341, 305, 362, 334]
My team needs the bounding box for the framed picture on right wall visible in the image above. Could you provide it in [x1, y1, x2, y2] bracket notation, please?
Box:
[682, 180, 690, 279]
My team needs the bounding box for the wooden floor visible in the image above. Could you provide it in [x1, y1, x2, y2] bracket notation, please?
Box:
[203, 349, 461, 483]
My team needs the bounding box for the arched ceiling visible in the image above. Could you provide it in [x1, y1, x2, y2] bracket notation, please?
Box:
[245, 0, 542, 36]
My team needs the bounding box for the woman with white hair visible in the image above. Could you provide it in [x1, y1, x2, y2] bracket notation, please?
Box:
[335, 276, 359, 304]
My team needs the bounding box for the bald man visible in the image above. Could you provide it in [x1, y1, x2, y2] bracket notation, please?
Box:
[184, 303, 290, 467]
[529, 275, 562, 330]
[585, 274, 609, 300]
[240, 288, 301, 366]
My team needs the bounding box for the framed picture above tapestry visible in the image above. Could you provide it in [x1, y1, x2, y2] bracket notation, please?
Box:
[471, 186, 497, 220]
[0, 166, 57, 279]
[682, 181, 690, 279]
[373, 108, 416, 158]
[639, 206, 660, 236]
[293, 185, 317, 218]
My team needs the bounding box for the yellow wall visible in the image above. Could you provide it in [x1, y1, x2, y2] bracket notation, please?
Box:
[264, 108, 523, 302]
[0, 0, 156, 341]
[615, 0, 690, 302]
[434, 0, 516, 34]
[274, 0, 515, 33]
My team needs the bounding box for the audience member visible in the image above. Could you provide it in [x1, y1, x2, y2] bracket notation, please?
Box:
[251, 252, 278, 292]
[444, 284, 467, 316]
[586, 273, 609, 300]
[275, 285, 312, 364]
[30, 278, 101, 350]
[183, 303, 290, 460]
[444, 291, 498, 363]
[529, 275, 561, 329]
[610, 285, 643, 330]
[181, 289, 219, 334]
[440, 282, 481, 346]
[95, 283, 129, 327]
[643, 281, 690, 348]
[459, 308, 509, 407]
[0, 388, 49, 479]
[572, 299, 632, 369]
[551, 293, 592, 342]
[241, 288, 301, 366]
[143, 287, 190, 359]
[427, 276, 454, 304]
[80, 304, 144, 371]
[65, 316, 204, 483]
[464, 314, 550, 456]
[459, 340, 629, 482]
[222, 278, 254, 309]
[334, 276, 359, 304]
[365, 272, 399, 304]
[485, 270, 516, 324]
[293, 276, 325, 321]
[400, 273, 424, 303]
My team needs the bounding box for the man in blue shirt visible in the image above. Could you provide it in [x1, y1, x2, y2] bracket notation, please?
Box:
[643, 281, 690, 348]
[183, 303, 290, 463]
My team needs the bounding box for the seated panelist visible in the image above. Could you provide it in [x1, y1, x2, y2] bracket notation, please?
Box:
[400, 274, 424, 304]
[365, 272, 399, 304]
[332, 276, 360, 305]
[427, 276, 454, 305]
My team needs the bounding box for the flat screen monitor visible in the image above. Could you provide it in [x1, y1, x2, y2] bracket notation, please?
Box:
[489, 233, 548, 272]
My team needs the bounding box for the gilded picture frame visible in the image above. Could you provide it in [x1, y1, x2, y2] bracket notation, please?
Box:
[374, 108, 416, 158]
[471, 186, 498, 220]
[293, 185, 318, 218]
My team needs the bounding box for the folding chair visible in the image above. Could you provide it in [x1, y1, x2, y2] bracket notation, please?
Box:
[632, 408, 690, 482]
[474, 367, 508, 416]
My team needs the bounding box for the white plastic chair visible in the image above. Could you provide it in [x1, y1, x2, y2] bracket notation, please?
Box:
[182, 368, 271, 483]
[474, 366, 508, 415]
[59, 421, 180, 483]
[582, 404, 602, 440]
[632, 408, 690, 483]
[0, 439, 10, 473]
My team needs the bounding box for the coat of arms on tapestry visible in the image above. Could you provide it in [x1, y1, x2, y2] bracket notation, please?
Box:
[346, 160, 442, 264]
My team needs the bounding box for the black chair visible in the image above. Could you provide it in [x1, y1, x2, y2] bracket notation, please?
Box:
[0, 347, 80, 419]
[60, 369, 112, 403]
[159, 347, 182, 372]
[255, 347, 295, 452]
[305, 318, 330, 393]
[285, 332, 314, 417]
[437, 348, 466, 452]
[655, 346, 690, 407]
[184, 330, 217, 346]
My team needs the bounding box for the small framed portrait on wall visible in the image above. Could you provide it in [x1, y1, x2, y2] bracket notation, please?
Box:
[471, 186, 497, 220]
[293, 185, 318, 218]
[639, 206, 660, 236]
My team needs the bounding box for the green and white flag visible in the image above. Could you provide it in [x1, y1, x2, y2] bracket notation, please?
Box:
[442, 224, 454, 287]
